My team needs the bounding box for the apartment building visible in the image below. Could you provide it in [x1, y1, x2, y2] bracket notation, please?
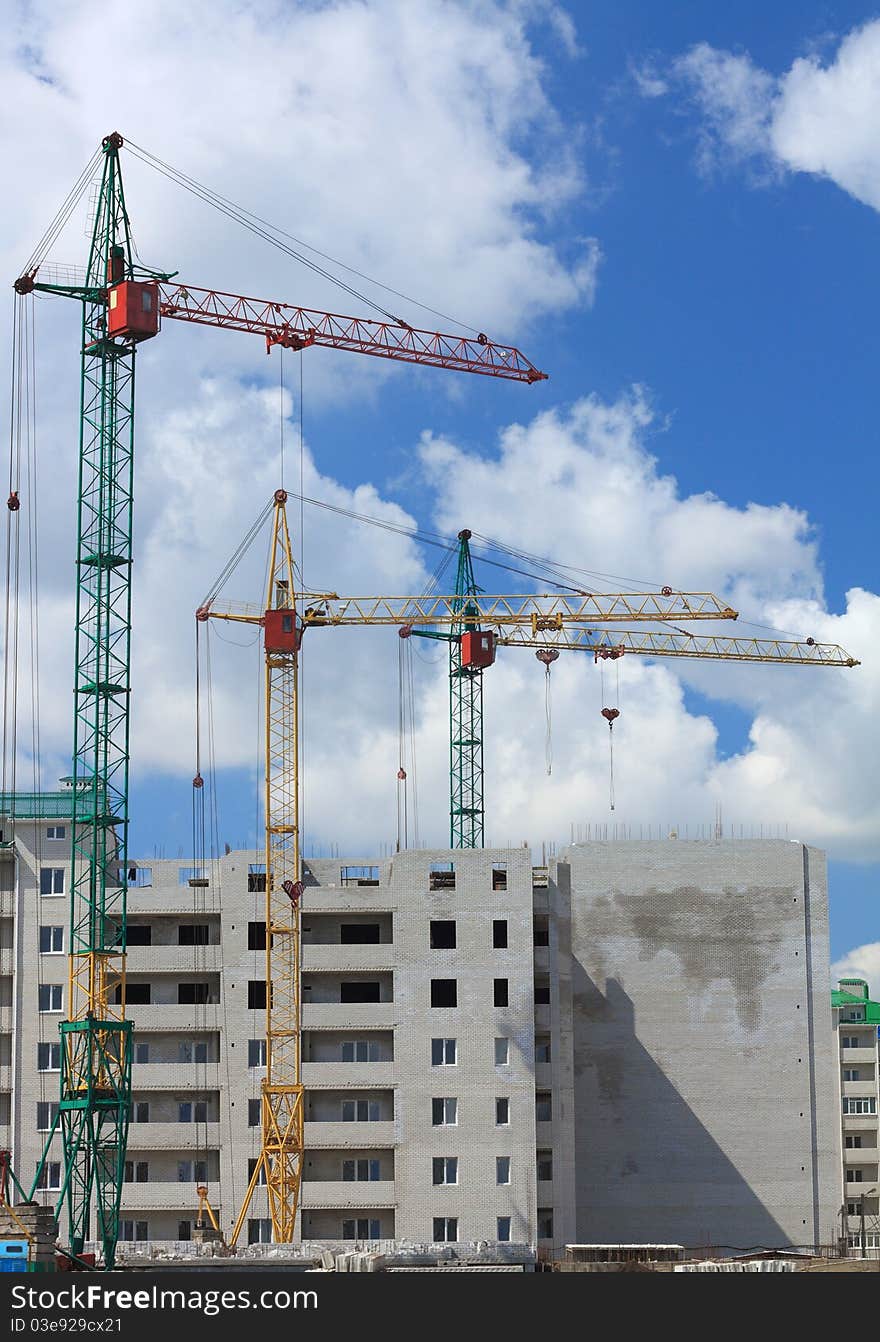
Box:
[0, 790, 843, 1255]
[832, 977, 880, 1256]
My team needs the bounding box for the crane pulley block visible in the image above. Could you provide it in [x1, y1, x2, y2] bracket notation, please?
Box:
[107, 281, 159, 341]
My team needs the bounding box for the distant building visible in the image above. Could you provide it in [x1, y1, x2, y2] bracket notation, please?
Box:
[0, 795, 843, 1255]
[832, 977, 880, 1256]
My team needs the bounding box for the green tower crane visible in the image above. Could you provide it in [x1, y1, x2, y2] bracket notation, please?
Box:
[449, 529, 485, 848]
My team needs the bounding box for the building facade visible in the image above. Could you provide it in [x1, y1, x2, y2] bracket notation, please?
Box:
[832, 977, 880, 1256]
[0, 800, 844, 1255]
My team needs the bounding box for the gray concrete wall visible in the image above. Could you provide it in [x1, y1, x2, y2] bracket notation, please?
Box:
[553, 839, 840, 1252]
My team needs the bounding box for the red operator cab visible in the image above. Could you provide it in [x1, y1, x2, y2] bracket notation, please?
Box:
[264, 609, 302, 653]
[107, 281, 160, 341]
[460, 629, 495, 669]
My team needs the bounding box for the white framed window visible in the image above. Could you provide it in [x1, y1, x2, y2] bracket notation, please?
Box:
[35, 1161, 61, 1192]
[497, 1216, 511, 1242]
[342, 1040, 380, 1062]
[847, 1169, 864, 1182]
[432, 1156, 458, 1186]
[247, 1039, 267, 1067]
[177, 1160, 207, 1183]
[846, 1010, 866, 1022]
[38, 984, 62, 1013]
[341, 1099, 380, 1122]
[178, 1101, 207, 1123]
[247, 1159, 268, 1187]
[843, 1069, 861, 1081]
[433, 1216, 457, 1243]
[118, 1221, 148, 1243]
[841, 1036, 862, 1048]
[496, 1156, 511, 1185]
[341, 1218, 381, 1240]
[178, 1040, 208, 1064]
[846, 1135, 863, 1149]
[36, 1102, 59, 1131]
[46, 826, 66, 841]
[248, 1219, 272, 1245]
[431, 1097, 457, 1126]
[39, 926, 64, 955]
[124, 1161, 149, 1183]
[342, 1159, 381, 1182]
[37, 1043, 61, 1072]
[130, 1102, 149, 1123]
[848, 1233, 880, 1250]
[494, 1038, 509, 1066]
[843, 1098, 877, 1115]
[39, 868, 64, 896]
[431, 1038, 457, 1066]
[495, 1096, 510, 1126]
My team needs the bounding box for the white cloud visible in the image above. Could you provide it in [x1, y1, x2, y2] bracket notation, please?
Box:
[832, 941, 880, 995]
[663, 20, 880, 210]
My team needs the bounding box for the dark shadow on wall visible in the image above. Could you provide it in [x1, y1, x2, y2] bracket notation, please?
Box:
[572, 968, 791, 1252]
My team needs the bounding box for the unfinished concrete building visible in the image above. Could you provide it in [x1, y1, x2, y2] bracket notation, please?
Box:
[0, 792, 842, 1255]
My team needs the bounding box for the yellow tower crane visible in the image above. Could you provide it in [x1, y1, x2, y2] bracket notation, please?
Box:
[196, 489, 859, 1245]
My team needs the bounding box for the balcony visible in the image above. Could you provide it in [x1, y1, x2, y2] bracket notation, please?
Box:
[119, 1184, 224, 1213]
[125, 945, 221, 974]
[533, 1004, 551, 1031]
[532, 946, 550, 974]
[123, 1005, 222, 1032]
[842, 1082, 878, 1099]
[841, 1047, 877, 1062]
[842, 1115, 879, 1132]
[302, 1063, 394, 1090]
[304, 1121, 395, 1148]
[302, 945, 393, 973]
[126, 1123, 221, 1150]
[130, 1063, 221, 1090]
[125, 887, 220, 915]
[303, 1003, 395, 1031]
[298, 889, 394, 914]
[300, 1180, 395, 1210]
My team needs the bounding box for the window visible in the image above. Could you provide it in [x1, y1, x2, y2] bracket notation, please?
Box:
[533, 919, 549, 947]
[124, 1161, 149, 1183]
[433, 1217, 458, 1243]
[846, 1010, 866, 1022]
[248, 1220, 272, 1245]
[178, 1040, 208, 1064]
[134, 1042, 149, 1065]
[843, 1069, 861, 1081]
[497, 1216, 511, 1243]
[847, 1202, 860, 1216]
[248, 1098, 261, 1127]
[536, 1092, 552, 1122]
[496, 1156, 511, 1185]
[341, 1040, 381, 1062]
[492, 919, 508, 949]
[39, 926, 63, 954]
[848, 1233, 880, 1250]
[40, 868, 64, 896]
[36, 1102, 59, 1131]
[431, 979, 457, 1008]
[430, 920, 456, 950]
[847, 1169, 864, 1182]
[537, 1150, 553, 1181]
[37, 1043, 60, 1072]
[432, 1156, 458, 1186]
[843, 1098, 877, 1114]
[432, 1097, 458, 1127]
[534, 978, 550, 1005]
[38, 984, 62, 1013]
[247, 1158, 268, 1187]
[846, 1135, 863, 1149]
[46, 825, 65, 841]
[117, 983, 150, 1006]
[494, 1038, 509, 1066]
[537, 1209, 553, 1240]
[341, 923, 381, 944]
[429, 863, 455, 891]
[131, 1102, 149, 1123]
[127, 866, 152, 888]
[494, 979, 509, 1008]
[178, 1221, 192, 1242]
[178, 867, 204, 886]
[342, 1159, 381, 1182]
[340, 981, 381, 1003]
[178, 983, 211, 1005]
[340, 866, 380, 887]
[248, 1039, 267, 1068]
[842, 1036, 862, 1048]
[118, 1221, 149, 1243]
[178, 1101, 208, 1123]
[178, 1161, 208, 1183]
[492, 863, 507, 891]
[126, 924, 152, 946]
[341, 1099, 380, 1122]
[495, 1097, 509, 1126]
[247, 864, 267, 894]
[535, 1036, 551, 1064]
[179, 924, 209, 946]
[247, 922, 267, 951]
[342, 1218, 381, 1239]
[248, 981, 267, 1010]
[35, 1161, 61, 1192]
[431, 1038, 457, 1066]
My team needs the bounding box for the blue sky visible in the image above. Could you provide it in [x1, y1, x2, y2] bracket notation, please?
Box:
[2, 1, 879, 973]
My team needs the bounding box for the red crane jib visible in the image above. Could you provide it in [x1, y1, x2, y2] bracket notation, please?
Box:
[154, 281, 548, 382]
